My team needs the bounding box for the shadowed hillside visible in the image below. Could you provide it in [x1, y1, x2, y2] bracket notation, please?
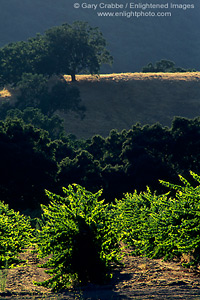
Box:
[59, 72, 200, 138]
[1, 72, 200, 139]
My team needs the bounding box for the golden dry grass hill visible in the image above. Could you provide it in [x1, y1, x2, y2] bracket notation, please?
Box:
[62, 72, 200, 138]
[1, 72, 200, 139]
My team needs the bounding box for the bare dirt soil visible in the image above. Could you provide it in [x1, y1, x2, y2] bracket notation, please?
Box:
[1, 247, 200, 300]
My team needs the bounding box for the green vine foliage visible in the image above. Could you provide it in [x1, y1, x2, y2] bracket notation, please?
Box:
[116, 171, 200, 266]
[0, 201, 33, 268]
[35, 184, 122, 291]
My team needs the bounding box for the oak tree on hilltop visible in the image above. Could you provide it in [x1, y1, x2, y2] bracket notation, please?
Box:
[0, 21, 112, 85]
[38, 21, 113, 81]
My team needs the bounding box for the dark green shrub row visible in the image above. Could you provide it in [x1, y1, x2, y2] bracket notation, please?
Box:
[0, 201, 33, 268]
[1, 115, 200, 211]
[34, 172, 200, 290]
[142, 59, 195, 73]
[35, 184, 121, 290]
[2, 172, 200, 291]
[116, 171, 200, 266]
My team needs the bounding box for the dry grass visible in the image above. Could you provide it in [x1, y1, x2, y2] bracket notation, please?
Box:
[0, 88, 11, 98]
[1, 72, 200, 139]
[0, 86, 19, 106]
[62, 72, 200, 138]
[64, 72, 200, 82]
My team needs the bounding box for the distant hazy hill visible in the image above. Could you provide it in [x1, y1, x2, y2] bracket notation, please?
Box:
[0, 0, 200, 73]
[59, 72, 200, 138]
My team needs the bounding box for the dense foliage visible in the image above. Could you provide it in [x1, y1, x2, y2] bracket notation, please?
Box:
[2, 173, 200, 291]
[142, 59, 195, 73]
[38, 21, 113, 81]
[3, 107, 66, 140]
[0, 201, 33, 268]
[0, 73, 85, 121]
[1, 115, 200, 211]
[57, 116, 200, 202]
[0, 118, 57, 210]
[116, 171, 200, 266]
[0, 21, 112, 85]
[35, 184, 121, 291]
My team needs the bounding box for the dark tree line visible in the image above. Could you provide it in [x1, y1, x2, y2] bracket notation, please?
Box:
[141, 59, 195, 73]
[1, 115, 200, 212]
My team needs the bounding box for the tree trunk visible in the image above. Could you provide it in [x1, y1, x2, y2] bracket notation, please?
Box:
[71, 74, 76, 82]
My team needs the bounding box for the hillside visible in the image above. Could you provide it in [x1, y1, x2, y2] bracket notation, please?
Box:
[1, 72, 200, 139]
[58, 72, 200, 138]
[0, 0, 200, 72]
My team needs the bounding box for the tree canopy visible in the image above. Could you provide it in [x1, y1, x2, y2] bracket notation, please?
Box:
[15, 73, 85, 117]
[0, 21, 113, 85]
[37, 21, 113, 81]
[1, 115, 200, 211]
[141, 59, 195, 73]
